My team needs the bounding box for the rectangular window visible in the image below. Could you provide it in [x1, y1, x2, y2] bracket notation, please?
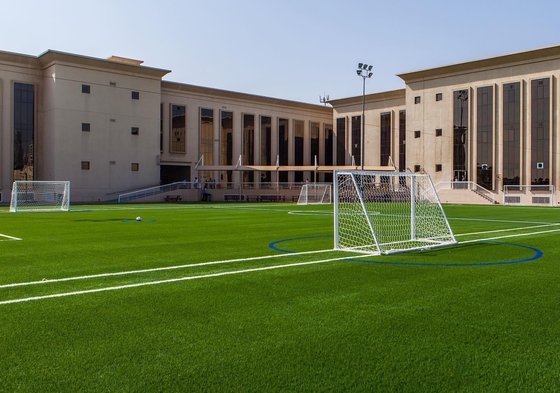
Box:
[221, 110, 234, 184]
[310, 121, 320, 182]
[82, 123, 91, 132]
[131, 127, 139, 135]
[13, 83, 35, 181]
[171, 105, 186, 153]
[453, 89, 469, 180]
[414, 130, 421, 138]
[241, 113, 253, 183]
[324, 124, 333, 182]
[160, 103, 163, 152]
[414, 165, 421, 172]
[278, 118, 289, 182]
[436, 128, 442, 137]
[310, 122, 320, 162]
[531, 78, 550, 185]
[436, 93, 442, 101]
[477, 86, 494, 190]
[380, 112, 391, 166]
[81, 161, 90, 170]
[294, 120, 304, 182]
[336, 118, 346, 166]
[399, 110, 406, 172]
[200, 108, 214, 180]
[351, 116, 361, 165]
[435, 164, 442, 172]
[414, 96, 421, 104]
[131, 163, 139, 171]
[503, 82, 520, 186]
[131, 91, 139, 100]
[82, 84, 90, 94]
[260, 116, 272, 183]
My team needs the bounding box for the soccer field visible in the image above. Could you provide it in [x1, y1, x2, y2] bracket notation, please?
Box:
[1, 203, 559, 392]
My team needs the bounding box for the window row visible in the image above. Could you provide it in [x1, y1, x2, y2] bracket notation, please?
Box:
[81, 123, 139, 135]
[413, 164, 442, 172]
[81, 84, 139, 99]
[81, 161, 139, 171]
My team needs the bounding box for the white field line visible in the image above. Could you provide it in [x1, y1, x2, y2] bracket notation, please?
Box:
[450, 217, 559, 225]
[0, 249, 337, 289]
[454, 222, 560, 238]
[460, 227, 560, 244]
[0, 233, 22, 241]
[0, 254, 370, 305]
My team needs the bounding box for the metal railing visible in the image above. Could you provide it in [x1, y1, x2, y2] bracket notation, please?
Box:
[435, 181, 495, 204]
[118, 182, 190, 203]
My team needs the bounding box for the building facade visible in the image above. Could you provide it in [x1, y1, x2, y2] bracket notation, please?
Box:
[2, 45, 560, 203]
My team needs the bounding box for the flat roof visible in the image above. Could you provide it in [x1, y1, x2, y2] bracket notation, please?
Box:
[397, 44, 560, 83]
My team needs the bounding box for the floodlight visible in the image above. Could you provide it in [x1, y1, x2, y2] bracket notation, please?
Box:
[358, 63, 363, 68]
[356, 70, 362, 76]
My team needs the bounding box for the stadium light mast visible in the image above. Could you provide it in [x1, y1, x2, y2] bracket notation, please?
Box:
[356, 63, 373, 171]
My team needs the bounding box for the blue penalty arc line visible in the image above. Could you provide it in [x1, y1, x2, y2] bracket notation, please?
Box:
[268, 236, 543, 267]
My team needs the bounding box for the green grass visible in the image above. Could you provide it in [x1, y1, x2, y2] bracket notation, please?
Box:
[0, 203, 559, 392]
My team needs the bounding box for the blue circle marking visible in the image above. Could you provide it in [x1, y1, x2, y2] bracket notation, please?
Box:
[268, 235, 543, 267]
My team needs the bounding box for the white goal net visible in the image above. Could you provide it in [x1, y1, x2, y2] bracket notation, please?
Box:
[334, 171, 456, 255]
[10, 181, 70, 212]
[503, 185, 556, 207]
[297, 184, 332, 205]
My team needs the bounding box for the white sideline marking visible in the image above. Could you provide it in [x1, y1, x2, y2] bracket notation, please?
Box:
[0, 233, 22, 241]
[0, 249, 336, 289]
[461, 227, 560, 244]
[455, 222, 560, 238]
[0, 254, 370, 305]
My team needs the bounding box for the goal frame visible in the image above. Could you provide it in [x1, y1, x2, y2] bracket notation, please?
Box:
[334, 171, 456, 255]
[297, 183, 332, 205]
[10, 181, 70, 212]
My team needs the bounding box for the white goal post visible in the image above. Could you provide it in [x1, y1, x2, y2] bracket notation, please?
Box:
[297, 183, 332, 205]
[10, 181, 70, 212]
[334, 171, 456, 255]
[503, 185, 556, 207]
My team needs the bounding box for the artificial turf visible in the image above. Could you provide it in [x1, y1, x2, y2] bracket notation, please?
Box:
[0, 203, 559, 392]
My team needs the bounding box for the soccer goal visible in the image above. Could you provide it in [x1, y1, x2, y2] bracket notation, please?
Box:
[10, 181, 70, 212]
[297, 183, 332, 205]
[334, 171, 456, 255]
[503, 185, 556, 207]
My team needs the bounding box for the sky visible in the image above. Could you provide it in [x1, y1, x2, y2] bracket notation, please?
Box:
[2, 0, 560, 104]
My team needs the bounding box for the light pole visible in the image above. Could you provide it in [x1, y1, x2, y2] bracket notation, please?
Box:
[357, 63, 373, 171]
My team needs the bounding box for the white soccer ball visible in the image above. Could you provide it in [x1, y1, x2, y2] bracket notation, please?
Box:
[136, 216, 142, 222]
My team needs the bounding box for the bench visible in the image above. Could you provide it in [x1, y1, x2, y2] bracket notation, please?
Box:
[292, 195, 299, 202]
[165, 195, 182, 202]
[260, 194, 285, 202]
[245, 195, 260, 202]
[224, 194, 246, 202]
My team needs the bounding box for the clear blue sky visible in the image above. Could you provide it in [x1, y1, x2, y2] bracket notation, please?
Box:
[2, 0, 560, 104]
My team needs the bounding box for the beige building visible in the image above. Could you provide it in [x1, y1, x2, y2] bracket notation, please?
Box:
[2, 45, 560, 203]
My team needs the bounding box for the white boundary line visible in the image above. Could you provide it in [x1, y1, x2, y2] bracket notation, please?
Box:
[0, 233, 22, 241]
[0, 254, 370, 305]
[0, 249, 337, 289]
[460, 227, 560, 244]
[455, 222, 560, 238]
